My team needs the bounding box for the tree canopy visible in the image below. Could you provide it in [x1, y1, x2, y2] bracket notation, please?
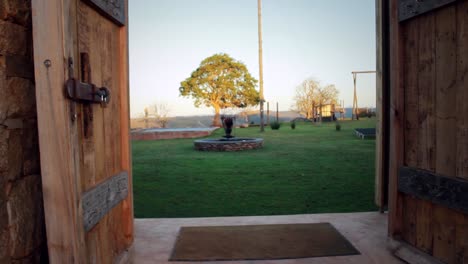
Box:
[292, 78, 339, 120]
[180, 53, 259, 126]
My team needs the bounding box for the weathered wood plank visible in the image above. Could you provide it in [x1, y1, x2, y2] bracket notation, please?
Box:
[455, 213, 468, 264]
[81, 171, 128, 232]
[77, 2, 132, 262]
[388, 0, 405, 237]
[433, 206, 457, 263]
[77, 3, 103, 261]
[31, 0, 87, 262]
[403, 15, 419, 168]
[417, 12, 437, 174]
[119, 0, 133, 246]
[415, 200, 433, 254]
[398, 0, 457, 22]
[401, 16, 419, 247]
[456, 0, 468, 180]
[435, 1, 457, 177]
[433, 5, 458, 261]
[455, 2, 468, 263]
[415, 11, 436, 255]
[402, 195, 417, 246]
[398, 166, 468, 214]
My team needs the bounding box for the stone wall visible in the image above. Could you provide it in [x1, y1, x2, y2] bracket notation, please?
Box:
[0, 1, 48, 263]
[131, 130, 216, 141]
[194, 138, 264, 152]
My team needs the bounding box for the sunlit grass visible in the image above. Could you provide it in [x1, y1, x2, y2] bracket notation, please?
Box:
[132, 118, 378, 218]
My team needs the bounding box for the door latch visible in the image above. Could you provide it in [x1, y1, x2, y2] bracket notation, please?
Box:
[65, 78, 111, 107]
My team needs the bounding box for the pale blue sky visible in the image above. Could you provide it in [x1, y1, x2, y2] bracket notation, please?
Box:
[129, 0, 376, 117]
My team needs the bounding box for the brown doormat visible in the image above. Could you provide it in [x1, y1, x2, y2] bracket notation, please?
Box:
[169, 223, 360, 261]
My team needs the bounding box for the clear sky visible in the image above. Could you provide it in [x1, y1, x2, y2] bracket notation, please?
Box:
[129, 0, 376, 117]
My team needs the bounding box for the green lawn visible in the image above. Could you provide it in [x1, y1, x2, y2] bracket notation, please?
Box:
[132, 118, 378, 218]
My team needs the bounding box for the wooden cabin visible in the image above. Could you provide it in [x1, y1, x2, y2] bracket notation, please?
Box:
[314, 104, 336, 121]
[0, 0, 467, 263]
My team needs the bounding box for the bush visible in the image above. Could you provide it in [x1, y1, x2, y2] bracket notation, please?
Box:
[291, 122, 296, 129]
[270, 121, 281, 130]
[335, 122, 341, 131]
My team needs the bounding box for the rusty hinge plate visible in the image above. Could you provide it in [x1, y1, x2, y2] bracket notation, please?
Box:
[399, 0, 458, 22]
[81, 0, 125, 26]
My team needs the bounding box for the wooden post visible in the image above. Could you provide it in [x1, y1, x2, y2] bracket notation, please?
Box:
[267, 102, 270, 125]
[276, 102, 279, 122]
[351, 71, 376, 120]
[342, 100, 345, 120]
[388, 0, 404, 238]
[353, 73, 358, 120]
[258, 0, 265, 131]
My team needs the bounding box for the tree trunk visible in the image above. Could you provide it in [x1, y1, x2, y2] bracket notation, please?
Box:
[212, 104, 221, 127]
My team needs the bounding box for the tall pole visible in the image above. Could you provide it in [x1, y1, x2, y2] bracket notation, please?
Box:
[351, 71, 376, 120]
[267, 102, 270, 125]
[258, 0, 265, 132]
[276, 102, 279, 122]
[352, 73, 358, 120]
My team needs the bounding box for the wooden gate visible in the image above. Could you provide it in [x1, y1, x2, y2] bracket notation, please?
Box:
[388, 0, 468, 263]
[32, 0, 133, 263]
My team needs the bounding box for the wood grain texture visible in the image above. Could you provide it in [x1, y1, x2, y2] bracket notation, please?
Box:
[32, 0, 132, 262]
[433, 5, 458, 262]
[400, 16, 420, 247]
[456, 0, 468, 180]
[31, 0, 86, 262]
[391, 1, 468, 263]
[388, 0, 405, 237]
[77, 2, 132, 263]
[415, 12, 436, 255]
[455, 2, 468, 262]
[403, 14, 420, 168]
[119, 0, 134, 247]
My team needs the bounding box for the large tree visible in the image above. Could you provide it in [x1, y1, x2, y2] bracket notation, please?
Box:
[292, 78, 339, 120]
[180, 53, 259, 126]
[292, 79, 319, 119]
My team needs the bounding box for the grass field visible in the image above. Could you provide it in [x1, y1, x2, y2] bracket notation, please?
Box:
[132, 118, 378, 218]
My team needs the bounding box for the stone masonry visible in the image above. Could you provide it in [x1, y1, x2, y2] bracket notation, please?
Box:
[0, 1, 48, 263]
[194, 139, 264, 152]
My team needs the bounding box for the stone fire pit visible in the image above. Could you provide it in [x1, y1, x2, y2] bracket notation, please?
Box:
[194, 138, 263, 152]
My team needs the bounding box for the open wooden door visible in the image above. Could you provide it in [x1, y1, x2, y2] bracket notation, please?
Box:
[388, 0, 468, 263]
[32, 0, 133, 263]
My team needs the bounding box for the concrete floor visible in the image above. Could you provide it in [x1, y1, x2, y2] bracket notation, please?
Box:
[133, 212, 404, 264]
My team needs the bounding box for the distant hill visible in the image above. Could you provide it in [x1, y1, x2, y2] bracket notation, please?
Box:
[130, 108, 376, 129]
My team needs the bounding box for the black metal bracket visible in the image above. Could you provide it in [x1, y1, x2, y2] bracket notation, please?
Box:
[81, 0, 125, 26]
[399, 0, 458, 22]
[65, 78, 110, 107]
[398, 166, 468, 214]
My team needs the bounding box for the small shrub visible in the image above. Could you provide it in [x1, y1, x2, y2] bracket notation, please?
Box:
[335, 122, 341, 131]
[291, 122, 296, 129]
[270, 121, 281, 130]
